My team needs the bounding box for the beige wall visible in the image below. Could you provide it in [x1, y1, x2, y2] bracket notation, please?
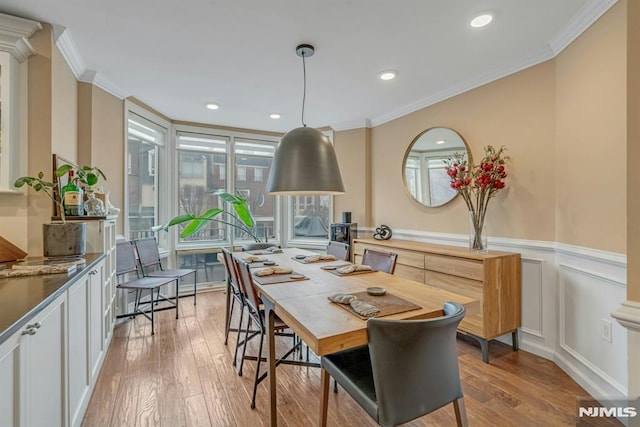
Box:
[369, 60, 557, 242]
[88, 86, 124, 234]
[51, 41, 77, 162]
[627, 0, 640, 302]
[334, 127, 371, 226]
[555, 2, 626, 253]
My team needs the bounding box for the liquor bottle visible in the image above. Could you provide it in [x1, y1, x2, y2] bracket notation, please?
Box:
[61, 170, 83, 216]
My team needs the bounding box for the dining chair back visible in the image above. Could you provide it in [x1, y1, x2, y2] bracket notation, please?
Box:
[326, 241, 350, 261]
[361, 248, 398, 274]
[134, 237, 198, 304]
[321, 302, 467, 426]
[115, 240, 178, 335]
[221, 248, 247, 359]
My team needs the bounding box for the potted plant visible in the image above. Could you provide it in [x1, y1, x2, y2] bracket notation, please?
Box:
[153, 191, 275, 250]
[14, 163, 107, 256]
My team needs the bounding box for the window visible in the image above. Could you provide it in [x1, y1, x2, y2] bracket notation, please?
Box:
[254, 167, 264, 182]
[176, 132, 229, 244]
[126, 111, 167, 241]
[290, 195, 331, 240]
[234, 140, 276, 243]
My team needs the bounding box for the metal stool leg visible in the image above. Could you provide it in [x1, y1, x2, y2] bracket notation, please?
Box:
[150, 288, 155, 335]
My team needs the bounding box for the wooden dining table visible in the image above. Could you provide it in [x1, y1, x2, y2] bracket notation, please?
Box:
[229, 247, 478, 426]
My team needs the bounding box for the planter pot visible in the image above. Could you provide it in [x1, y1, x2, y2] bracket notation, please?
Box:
[43, 222, 86, 257]
[241, 242, 278, 251]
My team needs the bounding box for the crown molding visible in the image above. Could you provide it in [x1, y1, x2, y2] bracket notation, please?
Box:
[369, 0, 616, 128]
[370, 45, 555, 127]
[0, 12, 42, 62]
[548, 0, 618, 55]
[92, 73, 128, 99]
[54, 26, 86, 80]
[332, 118, 371, 132]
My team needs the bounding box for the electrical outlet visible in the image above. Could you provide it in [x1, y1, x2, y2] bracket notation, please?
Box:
[601, 319, 612, 343]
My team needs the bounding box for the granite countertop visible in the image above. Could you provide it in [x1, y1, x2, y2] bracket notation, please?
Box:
[0, 253, 105, 346]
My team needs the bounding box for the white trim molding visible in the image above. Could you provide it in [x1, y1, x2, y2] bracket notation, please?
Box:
[612, 301, 640, 332]
[0, 12, 42, 62]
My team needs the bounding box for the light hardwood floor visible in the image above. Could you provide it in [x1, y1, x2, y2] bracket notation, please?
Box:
[83, 289, 600, 427]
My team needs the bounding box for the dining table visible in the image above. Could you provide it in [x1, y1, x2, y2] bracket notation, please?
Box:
[228, 247, 479, 426]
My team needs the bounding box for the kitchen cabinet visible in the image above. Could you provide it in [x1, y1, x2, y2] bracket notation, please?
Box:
[0, 293, 66, 427]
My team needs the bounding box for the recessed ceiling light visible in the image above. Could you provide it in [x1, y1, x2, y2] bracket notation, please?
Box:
[379, 70, 397, 81]
[436, 140, 446, 145]
[470, 14, 493, 28]
[270, 113, 281, 119]
[206, 103, 219, 110]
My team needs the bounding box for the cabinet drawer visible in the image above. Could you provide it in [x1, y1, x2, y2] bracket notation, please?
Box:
[394, 248, 424, 269]
[424, 270, 483, 312]
[424, 253, 483, 281]
[395, 264, 424, 282]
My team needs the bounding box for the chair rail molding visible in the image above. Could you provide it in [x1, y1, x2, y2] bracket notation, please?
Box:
[0, 12, 42, 62]
[612, 300, 640, 332]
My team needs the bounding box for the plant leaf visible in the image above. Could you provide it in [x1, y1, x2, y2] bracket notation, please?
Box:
[180, 209, 223, 238]
[55, 164, 73, 177]
[232, 200, 254, 228]
[167, 214, 196, 226]
[85, 173, 98, 186]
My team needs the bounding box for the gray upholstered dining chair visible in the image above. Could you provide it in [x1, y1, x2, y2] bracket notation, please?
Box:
[326, 241, 350, 261]
[361, 248, 398, 274]
[320, 302, 468, 427]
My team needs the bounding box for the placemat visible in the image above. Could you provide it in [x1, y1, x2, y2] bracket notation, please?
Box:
[246, 250, 270, 255]
[331, 291, 421, 320]
[252, 272, 308, 285]
[248, 262, 278, 269]
[290, 256, 338, 264]
[325, 267, 378, 277]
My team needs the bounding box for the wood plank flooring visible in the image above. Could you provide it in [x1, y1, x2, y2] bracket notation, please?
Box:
[83, 289, 601, 427]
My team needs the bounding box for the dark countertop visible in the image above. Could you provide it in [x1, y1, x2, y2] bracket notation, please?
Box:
[0, 253, 105, 346]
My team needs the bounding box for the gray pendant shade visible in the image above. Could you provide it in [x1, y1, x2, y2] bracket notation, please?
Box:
[266, 126, 345, 195]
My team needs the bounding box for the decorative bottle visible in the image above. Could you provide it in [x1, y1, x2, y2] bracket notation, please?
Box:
[61, 170, 83, 216]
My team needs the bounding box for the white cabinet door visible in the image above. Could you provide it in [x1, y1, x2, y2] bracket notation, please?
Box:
[0, 330, 22, 427]
[67, 274, 91, 427]
[88, 262, 104, 382]
[23, 293, 66, 427]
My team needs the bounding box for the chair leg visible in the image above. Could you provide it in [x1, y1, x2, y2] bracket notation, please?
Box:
[233, 306, 245, 368]
[320, 368, 330, 427]
[150, 288, 155, 335]
[251, 329, 265, 409]
[193, 275, 197, 305]
[224, 292, 236, 345]
[238, 314, 252, 376]
[175, 280, 179, 319]
[333, 378, 338, 393]
[453, 397, 469, 427]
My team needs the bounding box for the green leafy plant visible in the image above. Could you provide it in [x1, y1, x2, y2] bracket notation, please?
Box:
[153, 191, 263, 242]
[14, 163, 107, 222]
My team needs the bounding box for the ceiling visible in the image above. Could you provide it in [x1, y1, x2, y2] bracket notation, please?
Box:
[0, 0, 614, 133]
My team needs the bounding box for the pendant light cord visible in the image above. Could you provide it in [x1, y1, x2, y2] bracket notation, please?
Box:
[301, 52, 307, 127]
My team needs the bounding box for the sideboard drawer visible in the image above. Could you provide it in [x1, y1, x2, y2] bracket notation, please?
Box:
[395, 264, 425, 283]
[424, 253, 483, 281]
[424, 270, 483, 311]
[394, 248, 424, 269]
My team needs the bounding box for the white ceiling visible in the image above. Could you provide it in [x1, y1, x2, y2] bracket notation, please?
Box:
[0, 0, 615, 133]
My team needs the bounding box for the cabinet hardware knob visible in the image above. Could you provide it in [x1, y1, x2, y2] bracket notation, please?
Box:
[21, 327, 37, 336]
[89, 270, 98, 275]
[26, 322, 41, 329]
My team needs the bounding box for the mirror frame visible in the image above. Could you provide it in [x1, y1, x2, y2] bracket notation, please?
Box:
[402, 127, 472, 208]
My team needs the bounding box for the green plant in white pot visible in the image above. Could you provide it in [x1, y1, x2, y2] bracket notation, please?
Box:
[153, 191, 274, 250]
[14, 163, 106, 257]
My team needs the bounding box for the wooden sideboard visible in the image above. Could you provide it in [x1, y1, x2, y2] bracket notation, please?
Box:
[353, 238, 522, 362]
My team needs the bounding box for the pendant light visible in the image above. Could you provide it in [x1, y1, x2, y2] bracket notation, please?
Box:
[266, 44, 345, 195]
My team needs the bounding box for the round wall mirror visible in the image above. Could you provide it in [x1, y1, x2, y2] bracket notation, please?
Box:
[402, 127, 472, 207]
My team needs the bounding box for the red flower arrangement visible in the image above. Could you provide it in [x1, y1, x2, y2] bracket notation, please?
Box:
[445, 145, 509, 251]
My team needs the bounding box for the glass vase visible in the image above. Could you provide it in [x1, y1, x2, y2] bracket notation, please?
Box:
[468, 211, 488, 253]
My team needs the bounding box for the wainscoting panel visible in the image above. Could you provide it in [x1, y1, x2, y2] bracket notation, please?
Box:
[520, 258, 544, 338]
[558, 263, 627, 398]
